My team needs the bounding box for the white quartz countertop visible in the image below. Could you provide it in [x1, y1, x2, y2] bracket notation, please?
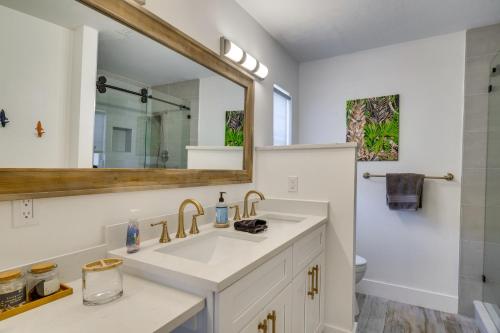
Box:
[0, 274, 204, 333]
[110, 211, 327, 292]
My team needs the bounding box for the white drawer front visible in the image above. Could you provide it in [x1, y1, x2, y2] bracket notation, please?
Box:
[292, 225, 325, 276]
[239, 284, 292, 333]
[216, 247, 293, 333]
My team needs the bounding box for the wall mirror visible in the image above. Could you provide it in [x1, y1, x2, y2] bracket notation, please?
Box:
[0, 0, 254, 200]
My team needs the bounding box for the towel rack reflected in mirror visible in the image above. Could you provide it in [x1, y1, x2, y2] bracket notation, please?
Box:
[362, 172, 454, 181]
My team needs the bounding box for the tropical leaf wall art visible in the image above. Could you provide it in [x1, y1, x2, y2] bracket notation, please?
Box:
[225, 110, 244, 146]
[346, 94, 399, 161]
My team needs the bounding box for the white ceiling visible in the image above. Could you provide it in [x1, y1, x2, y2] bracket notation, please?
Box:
[0, 0, 215, 86]
[235, 0, 500, 61]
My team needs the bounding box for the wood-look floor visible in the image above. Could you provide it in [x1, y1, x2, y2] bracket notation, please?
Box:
[356, 294, 480, 333]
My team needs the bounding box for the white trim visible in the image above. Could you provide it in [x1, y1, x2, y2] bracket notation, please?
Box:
[358, 278, 458, 313]
[475, 301, 500, 333]
[323, 323, 356, 333]
[185, 146, 243, 151]
[256, 143, 358, 151]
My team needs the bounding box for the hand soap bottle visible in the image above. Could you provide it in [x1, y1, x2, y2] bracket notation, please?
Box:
[215, 192, 229, 227]
[126, 209, 141, 253]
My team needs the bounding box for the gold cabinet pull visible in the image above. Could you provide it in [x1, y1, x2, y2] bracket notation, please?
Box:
[267, 310, 276, 333]
[258, 319, 268, 333]
[313, 264, 319, 294]
[307, 268, 315, 299]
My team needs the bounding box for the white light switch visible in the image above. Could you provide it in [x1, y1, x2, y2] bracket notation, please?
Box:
[288, 176, 298, 192]
[12, 199, 38, 228]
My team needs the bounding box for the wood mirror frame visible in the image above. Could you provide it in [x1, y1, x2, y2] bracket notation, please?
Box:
[0, 0, 254, 201]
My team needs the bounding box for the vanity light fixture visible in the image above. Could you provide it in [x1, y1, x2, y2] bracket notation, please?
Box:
[221, 37, 269, 80]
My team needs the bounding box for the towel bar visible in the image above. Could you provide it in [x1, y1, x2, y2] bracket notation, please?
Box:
[362, 172, 454, 181]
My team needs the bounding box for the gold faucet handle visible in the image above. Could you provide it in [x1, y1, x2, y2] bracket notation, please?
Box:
[250, 201, 259, 216]
[230, 205, 241, 221]
[150, 220, 171, 243]
[189, 214, 201, 235]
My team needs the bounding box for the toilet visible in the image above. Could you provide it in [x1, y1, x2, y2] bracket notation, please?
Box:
[355, 255, 367, 316]
[355, 255, 367, 284]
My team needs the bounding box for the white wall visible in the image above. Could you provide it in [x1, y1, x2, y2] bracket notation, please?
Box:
[187, 146, 243, 170]
[298, 32, 466, 312]
[256, 144, 357, 333]
[0, 5, 73, 167]
[144, 0, 300, 145]
[0, 0, 299, 267]
[198, 75, 245, 146]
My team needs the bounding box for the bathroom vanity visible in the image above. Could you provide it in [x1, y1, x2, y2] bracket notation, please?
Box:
[110, 203, 327, 333]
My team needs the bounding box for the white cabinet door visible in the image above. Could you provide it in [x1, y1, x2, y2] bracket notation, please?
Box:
[305, 252, 325, 333]
[240, 284, 292, 333]
[292, 251, 325, 333]
[216, 247, 293, 333]
[291, 268, 306, 333]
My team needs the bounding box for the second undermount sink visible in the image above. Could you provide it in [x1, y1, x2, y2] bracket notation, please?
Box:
[259, 213, 306, 224]
[155, 231, 266, 265]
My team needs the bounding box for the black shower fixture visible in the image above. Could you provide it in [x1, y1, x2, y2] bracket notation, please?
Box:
[0, 109, 9, 127]
[95, 75, 190, 110]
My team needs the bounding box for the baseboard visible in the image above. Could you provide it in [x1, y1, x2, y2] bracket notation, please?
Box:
[358, 278, 458, 313]
[323, 323, 355, 333]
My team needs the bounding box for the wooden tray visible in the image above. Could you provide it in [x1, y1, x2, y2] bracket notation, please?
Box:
[0, 284, 73, 321]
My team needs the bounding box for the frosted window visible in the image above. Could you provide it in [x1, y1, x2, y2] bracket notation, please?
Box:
[273, 86, 292, 146]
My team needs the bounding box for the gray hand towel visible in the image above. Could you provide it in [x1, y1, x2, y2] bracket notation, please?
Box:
[386, 173, 425, 210]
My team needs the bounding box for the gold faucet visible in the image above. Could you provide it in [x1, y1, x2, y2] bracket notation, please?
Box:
[176, 199, 205, 238]
[243, 190, 265, 218]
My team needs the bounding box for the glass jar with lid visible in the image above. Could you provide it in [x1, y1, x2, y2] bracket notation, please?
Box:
[82, 258, 123, 306]
[0, 269, 26, 312]
[27, 262, 60, 301]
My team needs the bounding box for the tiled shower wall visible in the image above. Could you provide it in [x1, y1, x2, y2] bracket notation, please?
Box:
[460, 23, 500, 316]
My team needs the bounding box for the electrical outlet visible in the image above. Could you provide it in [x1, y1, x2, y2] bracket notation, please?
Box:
[288, 176, 298, 192]
[12, 199, 38, 228]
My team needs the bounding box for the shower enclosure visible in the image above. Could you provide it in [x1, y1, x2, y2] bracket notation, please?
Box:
[93, 75, 191, 169]
[479, 52, 500, 332]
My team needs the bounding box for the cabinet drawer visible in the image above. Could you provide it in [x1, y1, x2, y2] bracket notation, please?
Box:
[239, 284, 292, 333]
[216, 247, 293, 333]
[292, 225, 325, 276]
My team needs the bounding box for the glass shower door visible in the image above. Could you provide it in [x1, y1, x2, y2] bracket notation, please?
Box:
[94, 78, 149, 168]
[484, 52, 500, 330]
[146, 97, 190, 169]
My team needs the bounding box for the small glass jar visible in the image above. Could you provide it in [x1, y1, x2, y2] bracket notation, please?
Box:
[82, 258, 123, 306]
[27, 262, 60, 301]
[0, 269, 26, 312]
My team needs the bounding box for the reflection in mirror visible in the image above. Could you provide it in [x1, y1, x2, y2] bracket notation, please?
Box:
[0, 0, 245, 170]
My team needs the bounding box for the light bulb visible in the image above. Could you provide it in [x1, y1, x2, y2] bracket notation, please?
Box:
[241, 53, 258, 71]
[223, 40, 244, 62]
[254, 62, 269, 79]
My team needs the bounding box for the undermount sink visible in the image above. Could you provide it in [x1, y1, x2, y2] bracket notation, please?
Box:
[155, 231, 266, 265]
[259, 213, 306, 223]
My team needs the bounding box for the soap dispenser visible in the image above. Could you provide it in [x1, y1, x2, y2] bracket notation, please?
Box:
[126, 209, 141, 253]
[215, 192, 229, 227]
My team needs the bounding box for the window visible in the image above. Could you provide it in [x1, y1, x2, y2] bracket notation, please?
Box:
[273, 85, 292, 146]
